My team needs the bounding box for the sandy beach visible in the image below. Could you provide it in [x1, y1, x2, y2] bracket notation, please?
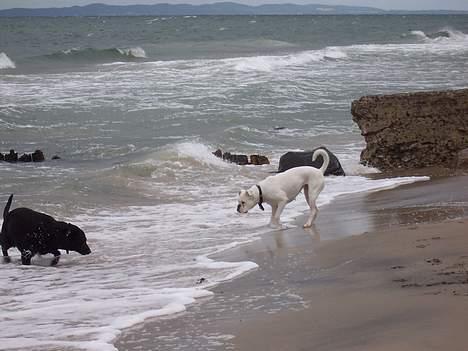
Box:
[115, 175, 468, 351]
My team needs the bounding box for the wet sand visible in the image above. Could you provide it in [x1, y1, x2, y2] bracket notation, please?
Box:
[116, 175, 468, 351]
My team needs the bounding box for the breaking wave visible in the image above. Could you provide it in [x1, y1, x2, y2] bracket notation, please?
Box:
[232, 47, 348, 72]
[0, 52, 16, 69]
[45, 46, 147, 63]
[409, 28, 468, 43]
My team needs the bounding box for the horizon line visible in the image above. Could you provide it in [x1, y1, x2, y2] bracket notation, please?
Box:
[1, 2, 468, 13]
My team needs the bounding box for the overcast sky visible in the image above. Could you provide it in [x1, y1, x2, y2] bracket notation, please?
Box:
[1, 0, 467, 11]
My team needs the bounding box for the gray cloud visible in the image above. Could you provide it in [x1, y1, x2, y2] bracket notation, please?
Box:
[1, 0, 468, 10]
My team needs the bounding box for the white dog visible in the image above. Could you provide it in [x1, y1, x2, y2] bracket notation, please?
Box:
[237, 149, 329, 228]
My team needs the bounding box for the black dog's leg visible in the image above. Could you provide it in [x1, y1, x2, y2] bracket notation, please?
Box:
[2, 247, 11, 263]
[20, 249, 33, 265]
[51, 250, 61, 266]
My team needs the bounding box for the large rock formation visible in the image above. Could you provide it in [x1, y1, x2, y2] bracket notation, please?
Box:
[351, 89, 468, 171]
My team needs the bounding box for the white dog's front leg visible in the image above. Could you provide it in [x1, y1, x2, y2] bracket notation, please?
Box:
[270, 204, 278, 224]
[270, 201, 287, 228]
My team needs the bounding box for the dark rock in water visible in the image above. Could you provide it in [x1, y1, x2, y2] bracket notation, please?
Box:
[4, 150, 18, 163]
[351, 88, 468, 171]
[278, 146, 345, 176]
[214, 149, 270, 166]
[222, 151, 231, 161]
[32, 150, 45, 162]
[213, 149, 222, 158]
[250, 154, 270, 165]
[19, 153, 32, 162]
[273, 126, 286, 130]
[1, 149, 46, 163]
[52, 155, 61, 160]
[227, 153, 249, 165]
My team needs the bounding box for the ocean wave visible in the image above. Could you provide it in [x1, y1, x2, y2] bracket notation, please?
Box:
[346, 29, 468, 56]
[231, 47, 348, 72]
[0, 52, 16, 69]
[136, 141, 230, 165]
[110, 141, 236, 189]
[45, 46, 147, 63]
[409, 28, 468, 43]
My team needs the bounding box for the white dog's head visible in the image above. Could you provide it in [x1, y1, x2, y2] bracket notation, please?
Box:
[237, 188, 258, 213]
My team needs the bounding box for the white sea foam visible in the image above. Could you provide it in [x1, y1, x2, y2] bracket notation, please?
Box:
[350, 28, 468, 56]
[58, 46, 147, 60]
[174, 142, 232, 168]
[2, 32, 466, 115]
[117, 46, 147, 58]
[410, 28, 468, 43]
[0, 52, 16, 69]
[410, 30, 428, 39]
[232, 47, 348, 72]
[0, 200, 262, 350]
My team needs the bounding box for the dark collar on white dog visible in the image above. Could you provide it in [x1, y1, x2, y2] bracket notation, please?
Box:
[256, 185, 265, 211]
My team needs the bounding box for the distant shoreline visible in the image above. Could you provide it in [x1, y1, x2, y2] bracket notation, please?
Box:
[1, 2, 468, 17]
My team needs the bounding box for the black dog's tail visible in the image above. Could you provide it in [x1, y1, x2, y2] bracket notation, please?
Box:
[3, 194, 13, 220]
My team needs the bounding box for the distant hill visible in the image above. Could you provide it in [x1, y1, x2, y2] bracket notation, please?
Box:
[0, 2, 466, 17]
[0, 2, 385, 16]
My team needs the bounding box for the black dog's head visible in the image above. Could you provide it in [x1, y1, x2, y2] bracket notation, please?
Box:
[56, 222, 91, 255]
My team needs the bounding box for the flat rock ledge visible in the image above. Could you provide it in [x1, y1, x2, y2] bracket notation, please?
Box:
[351, 88, 468, 171]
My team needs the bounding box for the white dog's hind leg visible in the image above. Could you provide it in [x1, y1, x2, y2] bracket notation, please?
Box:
[303, 185, 320, 228]
[303, 200, 318, 228]
[303, 185, 310, 204]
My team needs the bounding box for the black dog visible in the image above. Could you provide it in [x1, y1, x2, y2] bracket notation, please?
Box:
[1, 194, 91, 265]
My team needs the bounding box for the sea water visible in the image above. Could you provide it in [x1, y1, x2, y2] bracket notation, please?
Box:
[0, 15, 467, 350]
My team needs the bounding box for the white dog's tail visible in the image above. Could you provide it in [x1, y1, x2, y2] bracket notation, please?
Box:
[312, 149, 330, 174]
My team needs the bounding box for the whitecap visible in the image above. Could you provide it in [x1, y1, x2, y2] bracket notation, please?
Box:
[117, 46, 147, 58]
[231, 46, 348, 72]
[0, 52, 16, 69]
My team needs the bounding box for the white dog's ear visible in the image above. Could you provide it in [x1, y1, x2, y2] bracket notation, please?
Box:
[247, 189, 254, 198]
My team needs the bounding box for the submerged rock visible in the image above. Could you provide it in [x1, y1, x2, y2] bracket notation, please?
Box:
[351, 89, 468, 171]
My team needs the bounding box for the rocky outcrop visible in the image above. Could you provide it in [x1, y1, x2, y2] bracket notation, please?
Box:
[1, 149, 45, 163]
[249, 154, 270, 165]
[278, 146, 345, 176]
[213, 149, 270, 166]
[351, 89, 468, 170]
